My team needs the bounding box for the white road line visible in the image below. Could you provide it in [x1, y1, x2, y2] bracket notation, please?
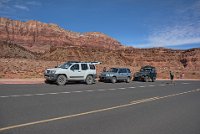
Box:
[61, 92, 70, 94]
[73, 91, 83, 93]
[85, 90, 94, 92]
[23, 94, 32, 97]
[0, 96, 9, 98]
[97, 89, 106, 91]
[108, 88, 116, 91]
[118, 88, 126, 90]
[0, 92, 71, 98]
[35, 94, 46, 96]
[182, 83, 190, 85]
[1, 82, 194, 99]
[0, 89, 199, 132]
[10, 95, 21, 97]
[128, 87, 136, 89]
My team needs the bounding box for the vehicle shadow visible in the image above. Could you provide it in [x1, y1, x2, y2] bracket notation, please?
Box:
[44, 80, 94, 86]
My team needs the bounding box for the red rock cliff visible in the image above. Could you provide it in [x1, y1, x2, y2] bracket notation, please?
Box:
[0, 17, 123, 53]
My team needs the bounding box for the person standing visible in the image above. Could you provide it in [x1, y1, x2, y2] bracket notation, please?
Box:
[103, 67, 107, 72]
[170, 71, 175, 85]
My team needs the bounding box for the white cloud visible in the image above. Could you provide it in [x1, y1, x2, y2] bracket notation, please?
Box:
[0, 0, 42, 14]
[0, 0, 10, 7]
[14, 4, 29, 11]
[141, 0, 200, 48]
[148, 23, 200, 47]
[26, 1, 41, 6]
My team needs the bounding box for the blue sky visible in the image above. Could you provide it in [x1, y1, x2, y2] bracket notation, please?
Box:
[0, 0, 200, 49]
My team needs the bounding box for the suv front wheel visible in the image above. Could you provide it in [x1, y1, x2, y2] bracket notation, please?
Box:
[85, 75, 94, 85]
[56, 75, 67, 85]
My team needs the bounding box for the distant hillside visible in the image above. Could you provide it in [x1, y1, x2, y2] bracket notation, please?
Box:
[0, 17, 123, 53]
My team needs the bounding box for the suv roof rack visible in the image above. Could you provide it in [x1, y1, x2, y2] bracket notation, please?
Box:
[67, 61, 102, 65]
[67, 61, 80, 63]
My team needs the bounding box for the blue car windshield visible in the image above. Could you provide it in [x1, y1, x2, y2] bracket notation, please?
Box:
[108, 68, 118, 73]
[58, 63, 72, 69]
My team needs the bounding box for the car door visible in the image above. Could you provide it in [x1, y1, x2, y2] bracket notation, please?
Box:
[122, 68, 128, 80]
[69, 64, 83, 80]
[80, 63, 90, 79]
[118, 68, 125, 80]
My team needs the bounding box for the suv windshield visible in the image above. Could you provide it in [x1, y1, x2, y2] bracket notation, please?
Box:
[108, 68, 118, 73]
[141, 69, 151, 72]
[58, 62, 72, 69]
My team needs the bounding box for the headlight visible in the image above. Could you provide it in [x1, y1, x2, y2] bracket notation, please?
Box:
[50, 70, 56, 74]
[106, 74, 110, 77]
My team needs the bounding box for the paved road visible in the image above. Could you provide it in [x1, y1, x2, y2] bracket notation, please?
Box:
[0, 80, 200, 134]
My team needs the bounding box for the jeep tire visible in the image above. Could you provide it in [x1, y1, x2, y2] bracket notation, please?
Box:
[85, 75, 94, 85]
[144, 76, 148, 82]
[56, 75, 67, 85]
[152, 77, 156, 82]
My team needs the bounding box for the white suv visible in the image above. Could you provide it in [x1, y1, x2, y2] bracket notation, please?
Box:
[44, 61, 100, 85]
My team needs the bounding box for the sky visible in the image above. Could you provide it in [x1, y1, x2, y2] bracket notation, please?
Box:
[0, 0, 200, 49]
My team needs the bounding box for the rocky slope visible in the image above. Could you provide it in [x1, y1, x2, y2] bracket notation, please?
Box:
[0, 17, 199, 79]
[0, 17, 123, 53]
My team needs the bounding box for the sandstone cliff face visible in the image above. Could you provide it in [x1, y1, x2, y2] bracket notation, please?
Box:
[0, 17, 122, 53]
[0, 17, 199, 79]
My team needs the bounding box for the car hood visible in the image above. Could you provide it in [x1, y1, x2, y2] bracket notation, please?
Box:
[46, 68, 61, 71]
[135, 71, 146, 76]
[100, 72, 116, 76]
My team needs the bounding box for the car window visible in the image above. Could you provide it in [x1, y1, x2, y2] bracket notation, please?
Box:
[127, 69, 131, 73]
[58, 63, 72, 69]
[70, 64, 79, 70]
[118, 69, 123, 73]
[81, 64, 88, 70]
[108, 68, 118, 73]
[89, 64, 95, 70]
[119, 69, 127, 73]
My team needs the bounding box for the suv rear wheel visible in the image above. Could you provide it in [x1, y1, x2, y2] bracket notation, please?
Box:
[56, 75, 67, 85]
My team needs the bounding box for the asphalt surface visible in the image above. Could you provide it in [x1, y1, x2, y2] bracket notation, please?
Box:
[0, 80, 199, 134]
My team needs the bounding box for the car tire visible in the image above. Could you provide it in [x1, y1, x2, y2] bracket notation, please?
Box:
[86, 75, 94, 85]
[111, 77, 117, 84]
[56, 75, 67, 85]
[126, 77, 131, 83]
[152, 77, 156, 82]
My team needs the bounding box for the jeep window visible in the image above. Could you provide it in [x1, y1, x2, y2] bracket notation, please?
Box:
[70, 64, 79, 70]
[81, 64, 88, 70]
[58, 63, 72, 69]
[89, 64, 95, 70]
[119, 69, 127, 73]
[127, 69, 131, 73]
[144, 69, 151, 72]
[108, 68, 118, 73]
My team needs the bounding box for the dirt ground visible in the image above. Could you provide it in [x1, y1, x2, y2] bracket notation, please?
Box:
[0, 58, 199, 79]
